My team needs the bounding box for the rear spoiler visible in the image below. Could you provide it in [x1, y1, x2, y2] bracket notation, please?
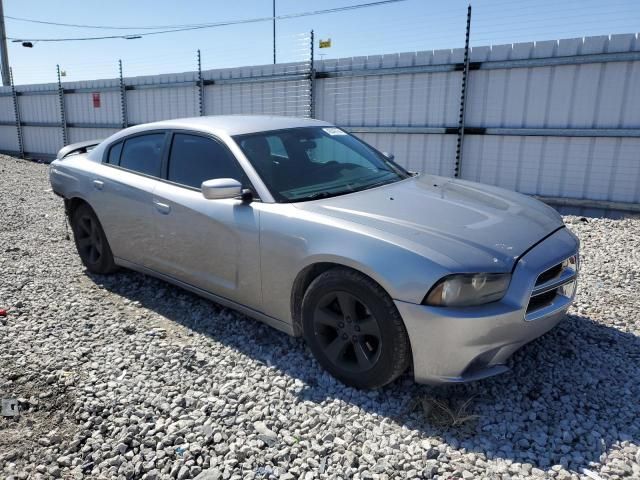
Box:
[56, 139, 103, 160]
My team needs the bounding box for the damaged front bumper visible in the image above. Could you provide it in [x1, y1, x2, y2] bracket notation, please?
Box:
[396, 227, 579, 384]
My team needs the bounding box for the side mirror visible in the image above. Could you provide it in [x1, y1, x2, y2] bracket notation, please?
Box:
[201, 178, 243, 200]
[382, 151, 395, 161]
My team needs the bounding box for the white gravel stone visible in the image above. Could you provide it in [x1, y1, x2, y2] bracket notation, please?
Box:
[0, 156, 639, 479]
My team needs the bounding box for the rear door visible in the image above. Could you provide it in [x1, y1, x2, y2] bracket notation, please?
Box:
[91, 131, 168, 269]
[152, 132, 262, 309]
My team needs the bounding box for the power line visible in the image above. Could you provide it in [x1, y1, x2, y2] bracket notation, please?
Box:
[5, 15, 214, 30]
[7, 0, 411, 42]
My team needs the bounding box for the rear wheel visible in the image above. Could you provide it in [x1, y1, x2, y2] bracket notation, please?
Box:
[302, 268, 410, 389]
[70, 204, 117, 274]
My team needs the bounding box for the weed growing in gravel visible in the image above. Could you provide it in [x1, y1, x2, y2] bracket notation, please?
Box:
[412, 395, 479, 428]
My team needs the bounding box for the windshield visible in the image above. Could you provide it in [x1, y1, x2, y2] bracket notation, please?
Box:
[234, 127, 410, 202]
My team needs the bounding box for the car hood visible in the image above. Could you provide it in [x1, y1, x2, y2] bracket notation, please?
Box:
[293, 174, 564, 271]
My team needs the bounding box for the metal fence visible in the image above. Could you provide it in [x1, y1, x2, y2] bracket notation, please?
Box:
[0, 33, 314, 158]
[1, 28, 639, 209]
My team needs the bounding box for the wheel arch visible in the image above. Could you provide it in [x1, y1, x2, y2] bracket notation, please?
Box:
[64, 196, 111, 247]
[291, 261, 413, 388]
[64, 196, 93, 218]
[289, 259, 396, 337]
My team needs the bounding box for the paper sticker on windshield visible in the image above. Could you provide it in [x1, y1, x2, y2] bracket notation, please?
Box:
[323, 127, 347, 136]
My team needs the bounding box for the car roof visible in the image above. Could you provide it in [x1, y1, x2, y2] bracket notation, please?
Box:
[86, 115, 335, 162]
[134, 115, 333, 136]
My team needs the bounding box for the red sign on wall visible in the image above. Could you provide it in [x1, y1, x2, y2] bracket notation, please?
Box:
[92, 92, 101, 108]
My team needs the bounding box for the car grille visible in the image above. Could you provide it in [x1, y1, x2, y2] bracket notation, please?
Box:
[536, 262, 563, 285]
[525, 255, 578, 320]
[527, 288, 557, 312]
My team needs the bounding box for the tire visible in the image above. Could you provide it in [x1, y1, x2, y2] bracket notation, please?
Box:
[70, 203, 117, 275]
[301, 267, 411, 389]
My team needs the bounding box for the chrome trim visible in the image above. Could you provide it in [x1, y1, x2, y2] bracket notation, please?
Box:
[525, 253, 578, 322]
[531, 267, 577, 296]
[525, 290, 574, 322]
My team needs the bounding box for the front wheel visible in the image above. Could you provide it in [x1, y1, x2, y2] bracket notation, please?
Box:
[301, 268, 411, 389]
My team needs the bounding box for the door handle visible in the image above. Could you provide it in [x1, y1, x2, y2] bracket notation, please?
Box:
[93, 179, 104, 190]
[153, 200, 171, 214]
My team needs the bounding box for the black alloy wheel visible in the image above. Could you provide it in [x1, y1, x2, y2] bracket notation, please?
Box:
[75, 213, 104, 265]
[301, 267, 410, 389]
[71, 203, 117, 274]
[312, 291, 382, 373]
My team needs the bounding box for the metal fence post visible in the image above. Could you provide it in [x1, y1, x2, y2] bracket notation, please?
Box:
[119, 59, 128, 129]
[309, 30, 315, 119]
[9, 68, 24, 158]
[454, 5, 472, 178]
[56, 64, 68, 146]
[197, 49, 204, 116]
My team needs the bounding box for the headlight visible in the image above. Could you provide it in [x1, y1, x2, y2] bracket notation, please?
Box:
[424, 273, 511, 307]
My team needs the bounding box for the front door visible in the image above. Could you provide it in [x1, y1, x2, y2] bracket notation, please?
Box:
[151, 132, 262, 310]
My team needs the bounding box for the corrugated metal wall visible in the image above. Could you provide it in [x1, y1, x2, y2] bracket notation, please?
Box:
[0, 95, 18, 151]
[0, 33, 638, 206]
[203, 63, 312, 117]
[127, 73, 200, 124]
[460, 35, 640, 204]
[315, 33, 640, 205]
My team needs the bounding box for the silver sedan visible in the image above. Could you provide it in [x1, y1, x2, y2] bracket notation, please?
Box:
[49, 115, 579, 389]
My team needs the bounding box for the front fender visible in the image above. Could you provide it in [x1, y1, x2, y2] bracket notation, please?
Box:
[296, 242, 446, 306]
[258, 204, 450, 325]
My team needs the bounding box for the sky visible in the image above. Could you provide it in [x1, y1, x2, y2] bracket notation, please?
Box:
[4, 0, 640, 85]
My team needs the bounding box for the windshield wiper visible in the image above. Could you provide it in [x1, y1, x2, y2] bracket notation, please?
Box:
[292, 177, 399, 202]
[293, 190, 350, 202]
[352, 177, 398, 193]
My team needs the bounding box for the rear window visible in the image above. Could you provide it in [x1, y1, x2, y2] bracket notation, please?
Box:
[107, 142, 123, 165]
[119, 133, 165, 177]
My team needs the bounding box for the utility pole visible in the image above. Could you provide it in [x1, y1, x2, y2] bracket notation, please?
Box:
[272, 0, 276, 64]
[0, 0, 11, 86]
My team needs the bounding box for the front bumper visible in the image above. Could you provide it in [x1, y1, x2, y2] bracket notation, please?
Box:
[397, 227, 579, 384]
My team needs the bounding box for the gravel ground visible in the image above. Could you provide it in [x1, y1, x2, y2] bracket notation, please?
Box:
[1, 155, 639, 480]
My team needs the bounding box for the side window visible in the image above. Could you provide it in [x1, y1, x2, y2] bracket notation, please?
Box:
[106, 141, 123, 165]
[119, 133, 165, 177]
[168, 133, 247, 189]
